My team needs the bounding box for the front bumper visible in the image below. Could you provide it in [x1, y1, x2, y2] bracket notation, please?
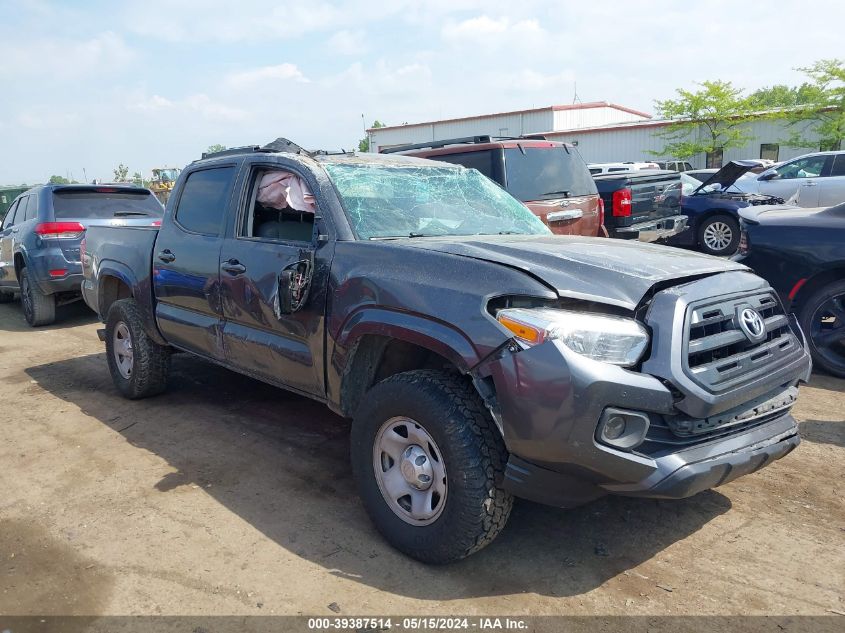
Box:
[612, 214, 688, 243]
[486, 328, 808, 508]
[505, 414, 799, 505]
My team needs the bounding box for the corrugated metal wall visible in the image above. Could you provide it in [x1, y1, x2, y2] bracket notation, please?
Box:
[549, 118, 821, 167]
[553, 107, 645, 131]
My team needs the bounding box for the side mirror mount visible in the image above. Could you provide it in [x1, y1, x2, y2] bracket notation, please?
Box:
[276, 250, 315, 315]
[759, 171, 778, 181]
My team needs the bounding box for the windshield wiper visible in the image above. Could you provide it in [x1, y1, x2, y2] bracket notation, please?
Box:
[540, 190, 570, 198]
[113, 211, 150, 216]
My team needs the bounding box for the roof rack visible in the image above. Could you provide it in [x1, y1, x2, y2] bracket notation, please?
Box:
[200, 138, 311, 160]
[379, 134, 548, 154]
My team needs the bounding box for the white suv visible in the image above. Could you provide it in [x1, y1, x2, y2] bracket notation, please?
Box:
[755, 151, 845, 207]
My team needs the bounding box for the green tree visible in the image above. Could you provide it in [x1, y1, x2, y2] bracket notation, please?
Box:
[132, 171, 148, 187]
[113, 164, 130, 182]
[358, 120, 386, 152]
[748, 83, 819, 109]
[206, 144, 227, 154]
[48, 175, 70, 185]
[651, 80, 754, 163]
[781, 59, 845, 151]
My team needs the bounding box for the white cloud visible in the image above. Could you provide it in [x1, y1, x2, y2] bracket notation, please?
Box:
[225, 64, 309, 88]
[0, 31, 135, 79]
[441, 15, 546, 44]
[327, 29, 368, 55]
[129, 93, 246, 122]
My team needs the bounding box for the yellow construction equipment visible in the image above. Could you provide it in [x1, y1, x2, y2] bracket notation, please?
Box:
[149, 167, 181, 204]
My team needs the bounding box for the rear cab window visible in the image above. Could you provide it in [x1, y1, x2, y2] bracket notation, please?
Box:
[174, 167, 237, 236]
[503, 147, 597, 202]
[52, 188, 163, 219]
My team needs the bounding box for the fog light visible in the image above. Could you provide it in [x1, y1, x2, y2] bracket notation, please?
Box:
[603, 416, 627, 440]
[597, 408, 650, 451]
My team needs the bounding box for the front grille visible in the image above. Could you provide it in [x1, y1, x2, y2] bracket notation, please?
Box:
[684, 291, 797, 393]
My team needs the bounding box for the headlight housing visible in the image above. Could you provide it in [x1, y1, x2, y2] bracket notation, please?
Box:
[496, 307, 650, 367]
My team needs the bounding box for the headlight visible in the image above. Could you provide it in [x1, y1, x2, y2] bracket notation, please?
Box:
[496, 307, 649, 367]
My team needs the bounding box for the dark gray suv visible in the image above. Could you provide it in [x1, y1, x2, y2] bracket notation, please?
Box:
[0, 184, 163, 326]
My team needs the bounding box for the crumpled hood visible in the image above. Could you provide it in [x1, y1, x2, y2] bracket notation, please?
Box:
[397, 234, 749, 310]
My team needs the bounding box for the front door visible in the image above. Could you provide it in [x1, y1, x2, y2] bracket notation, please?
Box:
[757, 154, 831, 207]
[219, 165, 330, 397]
[153, 164, 238, 360]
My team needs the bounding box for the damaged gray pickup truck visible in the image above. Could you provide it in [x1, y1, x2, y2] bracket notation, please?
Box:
[81, 140, 812, 563]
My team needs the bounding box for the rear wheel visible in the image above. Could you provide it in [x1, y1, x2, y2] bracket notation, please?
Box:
[351, 370, 513, 564]
[698, 215, 740, 256]
[20, 267, 56, 326]
[105, 298, 171, 398]
[798, 280, 845, 378]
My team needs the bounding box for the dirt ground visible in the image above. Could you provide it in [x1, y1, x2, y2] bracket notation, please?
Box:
[0, 301, 843, 617]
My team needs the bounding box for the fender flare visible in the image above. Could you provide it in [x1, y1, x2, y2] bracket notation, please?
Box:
[96, 260, 167, 346]
[335, 307, 481, 373]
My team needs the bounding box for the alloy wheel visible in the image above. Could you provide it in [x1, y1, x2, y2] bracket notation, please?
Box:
[703, 221, 733, 253]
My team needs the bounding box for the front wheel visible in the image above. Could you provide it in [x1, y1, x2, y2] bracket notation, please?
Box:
[698, 215, 740, 256]
[798, 280, 845, 378]
[105, 298, 171, 399]
[351, 370, 513, 564]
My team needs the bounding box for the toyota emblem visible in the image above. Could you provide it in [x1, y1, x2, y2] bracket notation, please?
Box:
[738, 307, 766, 342]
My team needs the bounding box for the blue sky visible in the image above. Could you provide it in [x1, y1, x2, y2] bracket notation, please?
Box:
[1, 0, 843, 184]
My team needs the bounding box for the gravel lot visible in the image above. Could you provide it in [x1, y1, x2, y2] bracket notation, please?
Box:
[0, 301, 843, 617]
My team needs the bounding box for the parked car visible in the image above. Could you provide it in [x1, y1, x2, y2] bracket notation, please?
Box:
[386, 135, 604, 237]
[654, 160, 694, 172]
[666, 161, 789, 256]
[0, 184, 163, 326]
[588, 161, 660, 175]
[737, 201, 845, 377]
[82, 141, 810, 564]
[754, 151, 845, 207]
[592, 170, 687, 241]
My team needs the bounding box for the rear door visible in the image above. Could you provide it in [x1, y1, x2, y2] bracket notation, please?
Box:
[153, 164, 238, 360]
[503, 146, 602, 237]
[0, 200, 21, 288]
[819, 154, 845, 207]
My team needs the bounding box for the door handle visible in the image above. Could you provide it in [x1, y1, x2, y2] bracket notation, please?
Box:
[221, 258, 246, 275]
[803, 180, 817, 186]
[157, 249, 176, 263]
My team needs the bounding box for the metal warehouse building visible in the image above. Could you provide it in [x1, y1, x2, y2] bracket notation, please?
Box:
[368, 102, 822, 168]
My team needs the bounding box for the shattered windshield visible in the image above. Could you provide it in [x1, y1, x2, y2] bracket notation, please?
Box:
[323, 162, 551, 240]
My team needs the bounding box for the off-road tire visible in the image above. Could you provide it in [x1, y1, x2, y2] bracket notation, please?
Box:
[351, 369, 513, 564]
[798, 279, 845, 378]
[105, 298, 171, 399]
[698, 214, 740, 256]
[20, 267, 56, 326]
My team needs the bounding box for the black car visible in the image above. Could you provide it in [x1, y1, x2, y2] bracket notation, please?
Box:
[737, 202, 845, 377]
[667, 161, 787, 256]
[0, 184, 163, 326]
[79, 140, 810, 563]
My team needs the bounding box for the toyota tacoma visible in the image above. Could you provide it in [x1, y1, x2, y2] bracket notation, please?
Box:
[81, 139, 812, 564]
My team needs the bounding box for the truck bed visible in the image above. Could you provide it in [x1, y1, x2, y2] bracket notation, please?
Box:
[593, 170, 683, 240]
